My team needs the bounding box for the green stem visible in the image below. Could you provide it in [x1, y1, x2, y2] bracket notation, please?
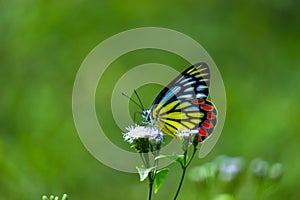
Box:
[173, 146, 198, 200]
[144, 151, 161, 200]
[139, 153, 146, 166]
[148, 172, 154, 200]
[143, 153, 150, 168]
[153, 150, 159, 174]
[186, 146, 197, 166]
[173, 166, 187, 200]
[148, 151, 160, 200]
[141, 149, 160, 200]
[141, 152, 154, 200]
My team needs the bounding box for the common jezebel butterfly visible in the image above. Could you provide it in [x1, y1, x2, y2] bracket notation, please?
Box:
[137, 62, 217, 142]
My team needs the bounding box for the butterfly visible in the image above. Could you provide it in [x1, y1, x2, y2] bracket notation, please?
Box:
[128, 62, 217, 142]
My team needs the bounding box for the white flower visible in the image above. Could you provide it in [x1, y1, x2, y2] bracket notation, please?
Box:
[176, 129, 198, 138]
[176, 129, 198, 151]
[122, 124, 164, 144]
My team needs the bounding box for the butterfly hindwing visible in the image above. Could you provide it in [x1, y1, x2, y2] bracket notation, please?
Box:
[153, 98, 217, 141]
[194, 99, 217, 142]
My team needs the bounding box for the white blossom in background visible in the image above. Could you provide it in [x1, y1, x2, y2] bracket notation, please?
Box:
[216, 156, 245, 182]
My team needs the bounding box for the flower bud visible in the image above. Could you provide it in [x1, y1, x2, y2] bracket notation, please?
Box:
[269, 163, 283, 182]
[250, 158, 269, 181]
[216, 155, 245, 182]
[189, 162, 217, 183]
[213, 194, 236, 200]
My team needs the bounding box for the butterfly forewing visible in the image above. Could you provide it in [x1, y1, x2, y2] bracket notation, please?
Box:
[151, 62, 210, 108]
[148, 62, 216, 140]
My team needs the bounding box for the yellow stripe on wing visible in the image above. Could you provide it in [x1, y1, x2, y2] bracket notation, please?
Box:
[160, 112, 189, 120]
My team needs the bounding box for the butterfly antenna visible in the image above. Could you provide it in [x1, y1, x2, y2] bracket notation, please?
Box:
[134, 89, 145, 110]
[122, 92, 144, 111]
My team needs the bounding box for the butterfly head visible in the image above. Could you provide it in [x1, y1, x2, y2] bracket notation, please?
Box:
[142, 110, 151, 123]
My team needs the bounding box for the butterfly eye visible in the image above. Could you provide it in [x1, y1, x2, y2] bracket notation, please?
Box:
[142, 110, 150, 120]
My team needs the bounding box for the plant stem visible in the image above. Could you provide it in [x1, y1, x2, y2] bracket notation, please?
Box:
[153, 150, 159, 174]
[173, 146, 198, 200]
[144, 153, 150, 168]
[144, 151, 161, 200]
[173, 165, 187, 200]
[173, 150, 188, 200]
[148, 172, 154, 200]
[186, 146, 197, 166]
[148, 150, 160, 200]
[139, 153, 146, 166]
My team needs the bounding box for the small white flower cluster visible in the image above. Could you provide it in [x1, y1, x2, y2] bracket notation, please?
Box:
[122, 124, 164, 144]
[176, 129, 198, 138]
[176, 129, 198, 151]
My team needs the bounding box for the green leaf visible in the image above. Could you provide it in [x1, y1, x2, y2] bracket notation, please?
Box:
[175, 155, 185, 166]
[155, 154, 185, 167]
[136, 166, 156, 181]
[155, 154, 183, 162]
[154, 168, 170, 194]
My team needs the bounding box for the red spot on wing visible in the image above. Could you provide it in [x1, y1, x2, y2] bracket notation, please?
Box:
[198, 128, 207, 142]
[191, 99, 204, 105]
[198, 128, 208, 136]
[202, 120, 214, 129]
[201, 104, 214, 111]
[207, 112, 216, 119]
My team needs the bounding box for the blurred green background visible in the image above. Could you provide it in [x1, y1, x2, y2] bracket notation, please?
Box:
[1, 0, 299, 199]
